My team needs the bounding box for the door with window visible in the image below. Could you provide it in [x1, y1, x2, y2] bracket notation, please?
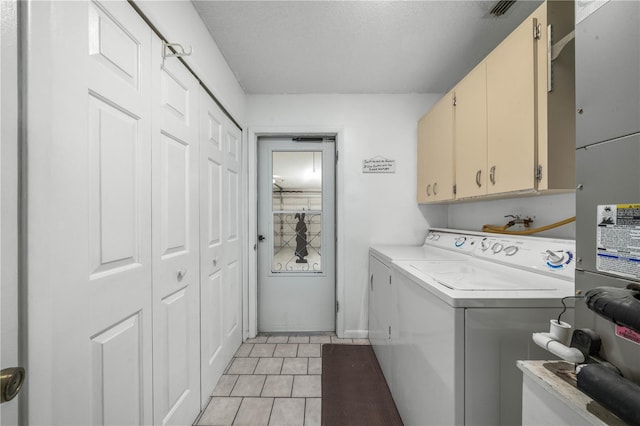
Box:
[257, 137, 335, 332]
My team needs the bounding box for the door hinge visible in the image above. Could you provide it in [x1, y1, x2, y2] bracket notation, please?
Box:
[533, 19, 542, 40]
[336, 301, 339, 312]
[453, 95, 457, 107]
[388, 326, 391, 339]
[535, 164, 543, 182]
[389, 275, 392, 285]
[335, 150, 339, 162]
[453, 184, 457, 195]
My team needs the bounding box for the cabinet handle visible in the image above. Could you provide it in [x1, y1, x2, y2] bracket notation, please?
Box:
[426, 184, 431, 196]
[475, 170, 482, 188]
[489, 166, 496, 185]
[433, 182, 438, 195]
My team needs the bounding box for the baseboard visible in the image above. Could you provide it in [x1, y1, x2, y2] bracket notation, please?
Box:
[343, 329, 369, 339]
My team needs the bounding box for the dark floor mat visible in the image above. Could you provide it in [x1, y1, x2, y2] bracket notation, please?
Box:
[322, 344, 403, 426]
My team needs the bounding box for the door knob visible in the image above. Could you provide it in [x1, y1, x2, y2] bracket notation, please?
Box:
[1, 367, 25, 403]
[176, 269, 187, 281]
[258, 235, 265, 242]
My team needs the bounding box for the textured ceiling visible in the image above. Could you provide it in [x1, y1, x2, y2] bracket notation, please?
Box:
[192, 0, 543, 94]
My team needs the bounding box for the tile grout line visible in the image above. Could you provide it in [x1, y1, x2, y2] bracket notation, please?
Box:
[303, 398, 307, 426]
[230, 396, 242, 426]
[266, 397, 275, 426]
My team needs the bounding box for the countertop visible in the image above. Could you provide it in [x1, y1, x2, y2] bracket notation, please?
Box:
[517, 360, 624, 426]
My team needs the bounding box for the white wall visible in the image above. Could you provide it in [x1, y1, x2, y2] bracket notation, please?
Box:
[447, 193, 576, 239]
[135, 0, 246, 123]
[247, 94, 446, 337]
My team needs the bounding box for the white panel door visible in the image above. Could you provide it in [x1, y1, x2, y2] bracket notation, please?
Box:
[199, 91, 242, 406]
[26, 1, 153, 424]
[151, 37, 201, 425]
[257, 137, 336, 331]
[222, 113, 243, 356]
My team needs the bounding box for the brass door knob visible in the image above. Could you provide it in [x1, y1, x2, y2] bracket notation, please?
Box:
[1, 367, 25, 403]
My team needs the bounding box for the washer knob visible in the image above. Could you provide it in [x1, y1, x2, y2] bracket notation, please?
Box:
[546, 250, 564, 265]
[504, 246, 518, 256]
[454, 237, 466, 247]
[480, 238, 491, 251]
[491, 243, 504, 254]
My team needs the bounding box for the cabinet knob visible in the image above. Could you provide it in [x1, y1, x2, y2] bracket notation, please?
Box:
[475, 170, 482, 188]
[577, 108, 584, 115]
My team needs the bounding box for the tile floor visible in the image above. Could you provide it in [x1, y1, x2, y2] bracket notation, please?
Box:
[196, 334, 370, 426]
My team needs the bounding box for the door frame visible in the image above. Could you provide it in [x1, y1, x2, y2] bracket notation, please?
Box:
[1, 0, 24, 423]
[245, 127, 344, 338]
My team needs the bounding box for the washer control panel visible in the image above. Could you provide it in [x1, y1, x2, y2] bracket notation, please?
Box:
[474, 235, 575, 279]
[424, 231, 478, 254]
[424, 230, 575, 279]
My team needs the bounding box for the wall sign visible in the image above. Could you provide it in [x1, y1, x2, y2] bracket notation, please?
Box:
[362, 157, 396, 174]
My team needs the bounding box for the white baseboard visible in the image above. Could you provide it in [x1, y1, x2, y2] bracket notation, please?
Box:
[342, 329, 369, 339]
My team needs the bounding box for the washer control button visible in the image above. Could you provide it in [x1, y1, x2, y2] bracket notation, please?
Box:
[480, 238, 491, 251]
[454, 237, 466, 247]
[491, 243, 504, 254]
[504, 246, 518, 256]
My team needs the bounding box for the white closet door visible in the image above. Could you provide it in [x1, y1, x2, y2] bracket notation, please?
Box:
[27, 1, 153, 424]
[199, 92, 243, 405]
[151, 36, 201, 425]
[198, 92, 226, 405]
[223, 116, 243, 353]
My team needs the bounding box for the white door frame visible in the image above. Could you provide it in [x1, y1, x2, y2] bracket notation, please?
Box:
[245, 127, 344, 338]
[1, 1, 22, 423]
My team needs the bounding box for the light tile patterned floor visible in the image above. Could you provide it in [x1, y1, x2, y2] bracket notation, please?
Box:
[197, 333, 369, 426]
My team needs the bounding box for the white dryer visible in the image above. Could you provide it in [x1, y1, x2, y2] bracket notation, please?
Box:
[389, 230, 575, 426]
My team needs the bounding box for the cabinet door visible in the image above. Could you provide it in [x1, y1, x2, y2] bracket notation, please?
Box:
[455, 62, 488, 199]
[417, 92, 455, 202]
[487, 13, 537, 194]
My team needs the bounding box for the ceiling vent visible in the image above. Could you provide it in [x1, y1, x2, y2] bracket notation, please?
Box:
[490, 0, 516, 16]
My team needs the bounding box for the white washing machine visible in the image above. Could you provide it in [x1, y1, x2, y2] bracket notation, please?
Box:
[369, 230, 481, 388]
[389, 231, 575, 426]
